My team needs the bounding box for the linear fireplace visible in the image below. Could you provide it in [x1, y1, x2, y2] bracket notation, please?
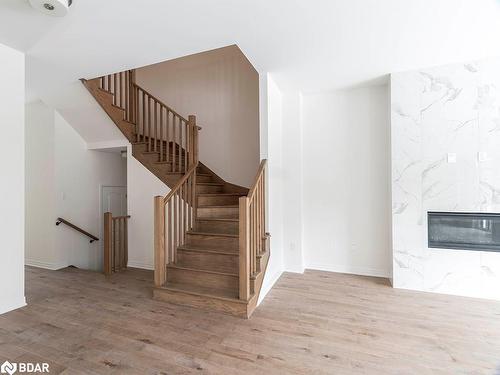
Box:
[428, 212, 500, 252]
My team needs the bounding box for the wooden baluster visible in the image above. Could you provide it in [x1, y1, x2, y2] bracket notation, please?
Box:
[113, 74, 117, 104]
[124, 217, 128, 268]
[174, 191, 178, 261]
[168, 200, 172, 263]
[239, 197, 250, 300]
[257, 178, 262, 256]
[119, 72, 122, 108]
[262, 170, 266, 248]
[179, 120, 183, 172]
[154, 196, 165, 287]
[142, 91, 146, 143]
[187, 175, 192, 230]
[107, 75, 111, 93]
[172, 115, 177, 172]
[104, 212, 112, 276]
[148, 97, 152, 151]
[166, 111, 170, 164]
[160, 106, 164, 162]
[121, 218, 125, 269]
[153, 100, 157, 152]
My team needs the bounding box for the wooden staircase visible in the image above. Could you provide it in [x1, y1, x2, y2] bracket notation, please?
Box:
[82, 70, 269, 318]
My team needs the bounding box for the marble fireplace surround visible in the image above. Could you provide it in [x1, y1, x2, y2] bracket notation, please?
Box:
[391, 58, 500, 301]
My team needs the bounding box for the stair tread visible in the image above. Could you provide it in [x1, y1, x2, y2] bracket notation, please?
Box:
[187, 230, 239, 238]
[177, 245, 238, 256]
[167, 264, 238, 277]
[159, 282, 244, 302]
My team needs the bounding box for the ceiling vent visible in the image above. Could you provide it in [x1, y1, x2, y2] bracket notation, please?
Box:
[29, 0, 73, 17]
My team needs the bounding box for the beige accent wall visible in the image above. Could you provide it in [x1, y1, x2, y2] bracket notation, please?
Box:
[136, 45, 259, 187]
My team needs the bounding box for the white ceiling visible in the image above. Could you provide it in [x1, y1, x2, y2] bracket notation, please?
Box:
[2, 0, 500, 100]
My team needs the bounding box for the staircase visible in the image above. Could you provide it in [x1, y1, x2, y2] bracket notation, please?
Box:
[82, 70, 269, 318]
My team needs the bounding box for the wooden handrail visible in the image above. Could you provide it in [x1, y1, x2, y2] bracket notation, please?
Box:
[239, 159, 267, 300]
[131, 82, 188, 123]
[164, 163, 197, 203]
[56, 217, 99, 243]
[154, 162, 198, 287]
[247, 159, 267, 200]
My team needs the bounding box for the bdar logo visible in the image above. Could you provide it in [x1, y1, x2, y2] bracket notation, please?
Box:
[0, 361, 17, 375]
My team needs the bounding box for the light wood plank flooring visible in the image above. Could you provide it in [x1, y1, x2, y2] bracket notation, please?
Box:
[0, 266, 499, 374]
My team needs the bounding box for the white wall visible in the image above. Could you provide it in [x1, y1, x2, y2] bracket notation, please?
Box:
[25, 102, 127, 271]
[25, 101, 57, 269]
[0, 43, 25, 314]
[281, 91, 304, 273]
[259, 75, 285, 301]
[391, 58, 500, 301]
[136, 45, 260, 188]
[299, 86, 392, 277]
[127, 144, 169, 270]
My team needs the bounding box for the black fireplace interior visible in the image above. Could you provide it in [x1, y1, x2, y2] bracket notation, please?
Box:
[428, 211, 500, 252]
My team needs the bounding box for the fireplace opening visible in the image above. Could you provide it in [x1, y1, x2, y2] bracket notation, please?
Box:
[428, 211, 500, 252]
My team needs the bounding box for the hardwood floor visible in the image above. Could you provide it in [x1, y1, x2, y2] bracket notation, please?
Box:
[0, 267, 499, 374]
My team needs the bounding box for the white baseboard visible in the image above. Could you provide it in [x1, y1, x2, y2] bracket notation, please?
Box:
[127, 261, 154, 270]
[25, 259, 68, 271]
[306, 263, 390, 278]
[0, 297, 26, 315]
[257, 269, 284, 305]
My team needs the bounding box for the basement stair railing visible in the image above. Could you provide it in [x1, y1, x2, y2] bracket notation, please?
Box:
[103, 213, 130, 276]
[56, 217, 99, 243]
[238, 159, 267, 300]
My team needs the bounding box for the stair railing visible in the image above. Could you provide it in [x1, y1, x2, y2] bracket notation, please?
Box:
[97, 70, 200, 174]
[98, 70, 136, 123]
[103, 213, 130, 276]
[154, 162, 198, 287]
[238, 159, 267, 300]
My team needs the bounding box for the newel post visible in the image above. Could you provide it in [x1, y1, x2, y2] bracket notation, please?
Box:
[154, 196, 166, 287]
[103, 212, 113, 276]
[239, 196, 250, 300]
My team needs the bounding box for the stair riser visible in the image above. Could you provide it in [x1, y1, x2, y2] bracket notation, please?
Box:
[196, 185, 223, 194]
[167, 267, 238, 293]
[153, 288, 248, 318]
[186, 233, 238, 250]
[196, 220, 239, 235]
[196, 175, 214, 183]
[177, 251, 238, 274]
[197, 206, 238, 219]
[198, 195, 239, 206]
[139, 151, 160, 164]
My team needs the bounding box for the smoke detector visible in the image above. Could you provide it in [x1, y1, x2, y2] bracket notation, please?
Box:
[29, 0, 73, 17]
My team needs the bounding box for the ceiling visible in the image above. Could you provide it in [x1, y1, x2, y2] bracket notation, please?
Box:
[2, 0, 500, 101]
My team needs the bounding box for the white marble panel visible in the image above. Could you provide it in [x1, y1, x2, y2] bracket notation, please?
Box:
[391, 57, 500, 301]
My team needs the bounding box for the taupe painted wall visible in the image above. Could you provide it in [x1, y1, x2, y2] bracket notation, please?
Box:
[136, 45, 260, 187]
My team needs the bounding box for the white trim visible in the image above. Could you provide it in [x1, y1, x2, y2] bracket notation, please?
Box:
[285, 264, 305, 274]
[127, 261, 154, 270]
[25, 259, 68, 270]
[257, 268, 283, 305]
[0, 297, 26, 315]
[87, 139, 128, 150]
[306, 263, 390, 278]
